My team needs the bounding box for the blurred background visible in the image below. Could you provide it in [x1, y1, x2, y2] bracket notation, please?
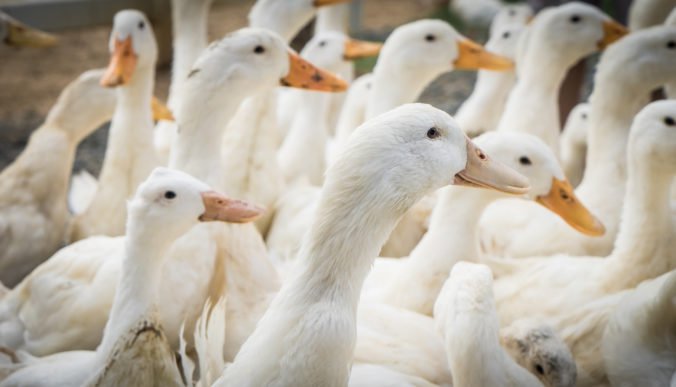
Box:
[0, 0, 629, 174]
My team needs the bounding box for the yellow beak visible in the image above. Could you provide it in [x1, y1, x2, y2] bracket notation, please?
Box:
[454, 38, 514, 71]
[343, 39, 383, 60]
[453, 137, 531, 195]
[199, 191, 264, 223]
[536, 177, 605, 236]
[280, 51, 348, 92]
[598, 20, 628, 49]
[4, 15, 57, 47]
[151, 97, 174, 122]
[100, 36, 138, 87]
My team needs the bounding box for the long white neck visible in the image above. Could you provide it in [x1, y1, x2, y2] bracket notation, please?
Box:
[366, 65, 439, 119]
[98, 65, 156, 188]
[408, 187, 497, 283]
[497, 48, 569, 152]
[604, 158, 674, 290]
[168, 0, 211, 109]
[225, 171, 420, 385]
[169, 92, 242, 191]
[455, 69, 516, 133]
[574, 76, 650, 232]
[97, 218, 173, 356]
[221, 91, 280, 197]
[278, 91, 330, 185]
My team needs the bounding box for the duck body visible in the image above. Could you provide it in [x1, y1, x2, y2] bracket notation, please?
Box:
[0, 69, 115, 286]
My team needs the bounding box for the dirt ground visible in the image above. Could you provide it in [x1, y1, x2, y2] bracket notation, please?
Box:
[0, 0, 474, 174]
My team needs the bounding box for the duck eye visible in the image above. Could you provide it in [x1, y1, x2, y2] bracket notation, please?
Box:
[519, 156, 532, 166]
[667, 40, 676, 49]
[502, 31, 511, 39]
[581, 113, 587, 119]
[535, 364, 545, 375]
[254, 45, 265, 54]
[509, 9, 516, 16]
[319, 40, 327, 47]
[664, 116, 675, 126]
[427, 127, 440, 139]
[164, 191, 176, 199]
[425, 34, 436, 42]
[570, 15, 581, 23]
[138, 21, 145, 30]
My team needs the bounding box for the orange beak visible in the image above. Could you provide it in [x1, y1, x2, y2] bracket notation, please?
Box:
[199, 191, 265, 223]
[597, 20, 628, 49]
[100, 36, 138, 87]
[151, 96, 174, 122]
[536, 177, 605, 236]
[454, 38, 514, 71]
[280, 51, 348, 92]
[343, 39, 383, 60]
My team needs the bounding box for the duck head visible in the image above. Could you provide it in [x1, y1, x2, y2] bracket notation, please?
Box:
[129, 168, 264, 242]
[100, 10, 158, 87]
[628, 100, 676, 175]
[300, 31, 382, 73]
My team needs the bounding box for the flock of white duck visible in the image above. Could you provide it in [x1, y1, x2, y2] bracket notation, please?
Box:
[0, 0, 674, 385]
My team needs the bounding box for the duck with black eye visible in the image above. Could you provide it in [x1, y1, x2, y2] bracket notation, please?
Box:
[164, 191, 176, 199]
[519, 156, 532, 166]
[425, 34, 436, 42]
[254, 45, 265, 54]
[570, 15, 581, 23]
[427, 127, 440, 139]
[138, 21, 144, 30]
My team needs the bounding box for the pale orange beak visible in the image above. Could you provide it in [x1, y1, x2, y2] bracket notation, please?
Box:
[536, 177, 605, 236]
[313, 0, 351, 7]
[100, 36, 138, 87]
[453, 137, 530, 195]
[343, 39, 383, 60]
[598, 20, 628, 49]
[151, 96, 174, 122]
[199, 191, 265, 223]
[280, 51, 348, 92]
[454, 39, 514, 71]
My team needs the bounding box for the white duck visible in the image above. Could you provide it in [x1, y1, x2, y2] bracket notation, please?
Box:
[0, 168, 261, 387]
[362, 131, 601, 316]
[215, 103, 526, 386]
[277, 32, 381, 186]
[559, 103, 590, 187]
[270, 19, 514, 261]
[221, 0, 350, 236]
[0, 28, 343, 358]
[69, 10, 161, 242]
[153, 0, 212, 162]
[481, 24, 676, 258]
[490, 99, 676, 329]
[496, 1, 627, 153]
[433, 262, 545, 387]
[0, 11, 57, 47]
[628, 0, 676, 30]
[0, 69, 115, 287]
[489, 4, 533, 35]
[602, 270, 676, 387]
[454, 22, 525, 137]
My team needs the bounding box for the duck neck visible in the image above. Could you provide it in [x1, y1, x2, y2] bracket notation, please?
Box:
[98, 219, 171, 356]
[604, 160, 674, 290]
[498, 54, 566, 151]
[408, 187, 498, 279]
[169, 91, 242, 190]
[98, 64, 156, 188]
[167, 0, 211, 108]
[366, 65, 439, 119]
[582, 80, 649, 186]
[221, 91, 280, 197]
